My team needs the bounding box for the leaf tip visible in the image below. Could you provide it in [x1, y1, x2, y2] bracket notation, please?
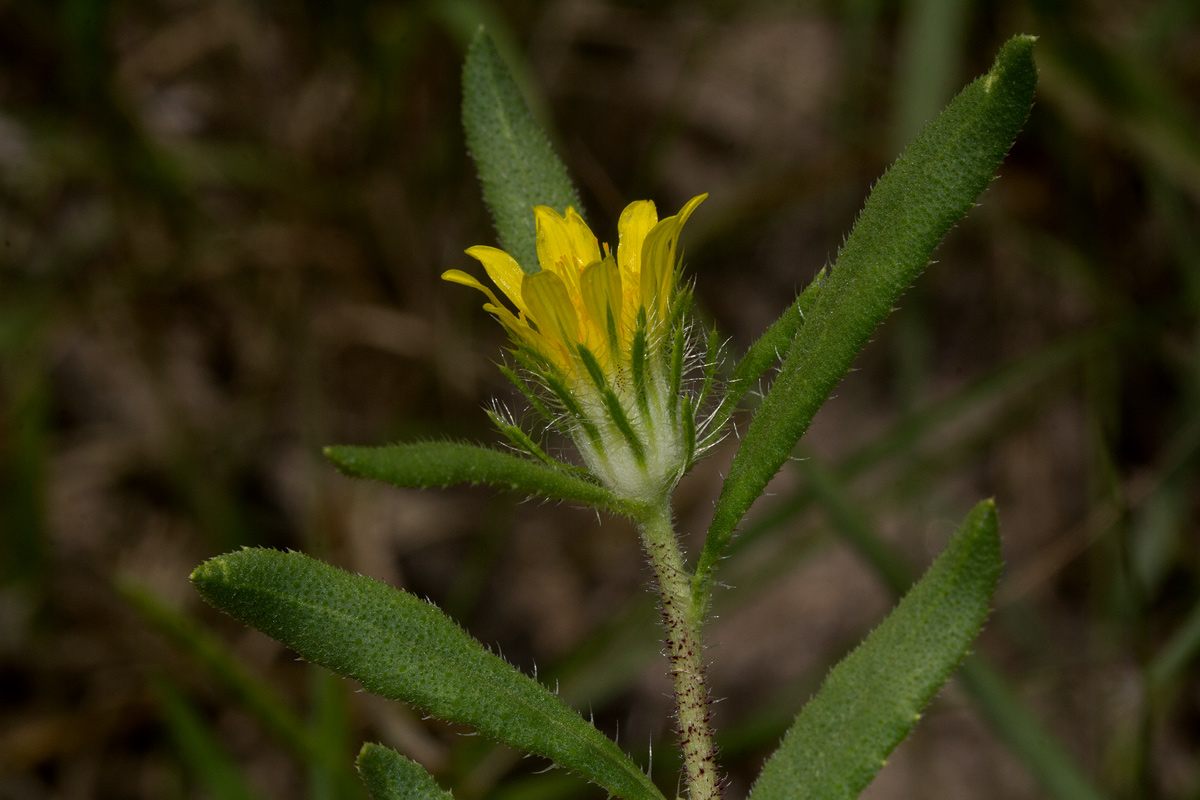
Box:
[323, 444, 356, 475]
[974, 497, 999, 528]
[355, 741, 384, 772]
[964, 498, 1002, 586]
[466, 26, 488, 58]
[464, 25, 500, 77]
[189, 556, 230, 597]
[989, 34, 1038, 90]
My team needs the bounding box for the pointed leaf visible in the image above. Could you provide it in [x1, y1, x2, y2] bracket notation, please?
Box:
[192, 549, 665, 800]
[356, 743, 453, 800]
[788, 459, 1109, 800]
[324, 442, 649, 518]
[698, 35, 1037, 592]
[748, 500, 1002, 800]
[463, 28, 582, 273]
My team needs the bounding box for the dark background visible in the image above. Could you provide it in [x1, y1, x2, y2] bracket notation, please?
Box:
[2, 1, 1199, 798]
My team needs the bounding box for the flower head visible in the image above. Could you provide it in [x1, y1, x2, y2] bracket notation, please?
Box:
[443, 195, 708, 502]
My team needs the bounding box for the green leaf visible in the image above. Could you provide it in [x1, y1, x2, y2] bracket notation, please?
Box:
[462, 28, 582, 273]
[192, 549, 665, 800]
[697, 35, 1037, 597]
[748, 500, 1002, 800]
[784, 457, 1109, 800]
[324, 441, 648, 518]
[356, 743, 453, 800]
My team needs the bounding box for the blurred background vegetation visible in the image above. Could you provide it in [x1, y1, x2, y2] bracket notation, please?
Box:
[1, 0, 1199, 798]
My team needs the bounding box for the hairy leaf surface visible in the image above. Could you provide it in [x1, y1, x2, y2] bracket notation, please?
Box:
[325, 442, 647, 518]
[462, 29, 582, 272]
[192, 550, 664, 800]
[698, 36, 1037, 594]
[356, 743, 453, 800]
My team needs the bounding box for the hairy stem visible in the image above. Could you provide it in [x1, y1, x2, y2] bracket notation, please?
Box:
[638, 505, 720, 800]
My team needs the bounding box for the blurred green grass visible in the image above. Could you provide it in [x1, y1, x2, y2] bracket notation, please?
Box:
[1, 1, 1199, 798]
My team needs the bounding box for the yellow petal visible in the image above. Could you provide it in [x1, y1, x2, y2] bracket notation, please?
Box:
[534, 206, 599, 292]
[442, 269, 524, 330]
[639, 194, 707, 328]
[442, 268, 504, 308]
[564, 207, 601, 268]
[465, 246, 529, 313]
[534, 207, 572, 273]
[522, 269, 579, 349]
[482, 303, 536, 346]
[580, 256, 623, 359]
[617, 200, 658, 279]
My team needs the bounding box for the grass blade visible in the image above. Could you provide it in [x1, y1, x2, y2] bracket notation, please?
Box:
[153, 677, 267, 800]
[958, 658, 1107, 800]
[1147, 597, 1200, 690]
[123, 583, 329, 762]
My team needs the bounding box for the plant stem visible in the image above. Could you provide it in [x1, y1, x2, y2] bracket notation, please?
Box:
[638, 505, 720, 800]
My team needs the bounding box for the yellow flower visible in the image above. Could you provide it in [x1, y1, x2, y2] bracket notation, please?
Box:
[442, 195, 705, 387]
[442, 194, 707, 502]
